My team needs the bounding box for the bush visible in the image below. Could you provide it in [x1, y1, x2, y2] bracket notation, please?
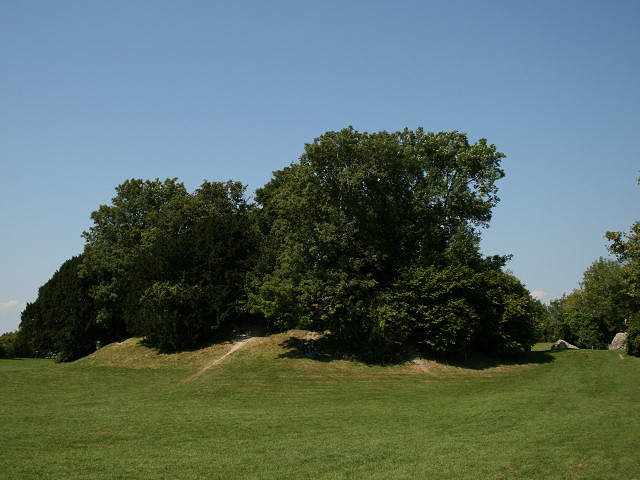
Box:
[139, 281, 213, 352]
[382, 264, 537, 358]
[627, 316, 640, 357]
[0, 331, 15, 357]
[18, 255, 106, 362]
[385, 265, 477, 355]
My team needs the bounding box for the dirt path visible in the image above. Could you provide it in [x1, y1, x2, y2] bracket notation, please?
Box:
[412, 356, 434, 374]
[185, 334, 255, 382]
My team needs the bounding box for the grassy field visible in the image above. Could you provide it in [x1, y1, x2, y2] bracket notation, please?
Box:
[1, 332, 639, 479]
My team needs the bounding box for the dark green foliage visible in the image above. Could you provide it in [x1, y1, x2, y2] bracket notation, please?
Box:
[606, 185, 640, 356]
[0, 331, 21, 358]
[383, 265, 478, 355]
[546, 296, 569, 341]
[81, 178, 260, 353]
[606, 201, 640, 305]
[130, 182, 261, 351]
[79, 178, 189, 338]
[249, 127, 536, 359]
[569, 310, 605, 349]
[471, 268, 539, 356]
[383, 264, 537, 357]
[138, 281, 207, 352]
[20, 128, 542, 362]
[18, 255, 106, 361]
[19, 178, 260, 359]
[626, 316, 640, 356]
[548, 258, 629, 349]
[530, 298, 553, 342]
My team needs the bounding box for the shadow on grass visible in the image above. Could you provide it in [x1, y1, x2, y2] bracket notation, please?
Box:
[278, 333, 556, 369]
[137, 320, 270, 355]
[278, 335, 347, 363]
[423, 349, 556, 371]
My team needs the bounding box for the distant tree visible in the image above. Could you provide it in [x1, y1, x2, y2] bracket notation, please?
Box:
[546, 295, 570, 341]
[606, 176, 640, 355]
[579, 257, 627, 338]
[0, 331, 17, 358]
[549, 258, 628, 349]
[0, 330, 34, 358]
[11, 330, 34, 358]
[626, 319, 640, 356]
[17, 301, 51, 355]
[532, 299, 555, 342]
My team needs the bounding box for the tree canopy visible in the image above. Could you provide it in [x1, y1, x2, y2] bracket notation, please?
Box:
[605, 178, 640, 355]
[79, 178, 260, 352]
[546, 258, 627, 349]
[19, 127, 542, 362]
[18, 255, 102, 361]
[248, 127, 536, 360]
[544, 176, 640, 355]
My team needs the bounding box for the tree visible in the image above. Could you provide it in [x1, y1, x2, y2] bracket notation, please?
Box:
[248, 127, 533, 359]
[606, 176, 640, 355]
[627, 320, 640, 356]
[131, 180, 261, 351]
[382, 264, 538, 358]
[381, 264, 479, 356]
[0, 332, 18, 358]
[20, 129, 542, 362]
[546, 295, 570, 341]
[606, 195, 640, 306]
[18, 255, 103, 361]
[18, 177, 260, 359]
[79, 178, 189, 338]
[579, 257, 627, 340]
[530, 297, 553, 343]
[471, 268, 540, 356]
[81, 177, 260, 352]
[548, 258, 628, 349]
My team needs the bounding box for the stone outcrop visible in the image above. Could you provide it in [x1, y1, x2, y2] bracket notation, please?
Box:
[609, 333, 627, 350]
[551, 339, 578, 350]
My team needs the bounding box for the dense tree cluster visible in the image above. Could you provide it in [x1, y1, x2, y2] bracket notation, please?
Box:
[80, 178, 260, 353]
[19, 179, 260, 359]
[0, 331, 32, 358]
[18, 128, 542, 362]
[248, 128, 538, 360]
[543, 258, 627, 349]
[543, 177, 640, 356]
[605, 188, 640, 356]
[17, 255, 100, 360]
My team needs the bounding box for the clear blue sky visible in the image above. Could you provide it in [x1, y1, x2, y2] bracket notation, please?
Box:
[2, 1, 639, 333]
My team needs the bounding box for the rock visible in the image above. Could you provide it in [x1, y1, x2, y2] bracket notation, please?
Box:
[609, 333, 627, 350]
[551, 339, 579, 350]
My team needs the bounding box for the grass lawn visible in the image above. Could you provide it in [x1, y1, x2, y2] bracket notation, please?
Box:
[1, 332, 639, 479]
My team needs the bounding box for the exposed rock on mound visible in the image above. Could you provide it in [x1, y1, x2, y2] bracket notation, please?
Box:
[551, 339, 578, 350]
[609, 333, 627, 350]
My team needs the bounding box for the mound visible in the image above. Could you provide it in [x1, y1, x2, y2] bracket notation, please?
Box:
[74, 336, 251, 372]
[70, 330, 549, 380]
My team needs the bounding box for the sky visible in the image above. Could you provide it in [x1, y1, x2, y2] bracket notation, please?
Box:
[1, 0, 639, 334]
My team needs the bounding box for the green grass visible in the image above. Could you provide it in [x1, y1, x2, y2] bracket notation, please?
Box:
[1, 332, 639, 479]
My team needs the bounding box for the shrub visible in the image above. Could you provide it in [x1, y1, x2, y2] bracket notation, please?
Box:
[627, 316, 640, 356]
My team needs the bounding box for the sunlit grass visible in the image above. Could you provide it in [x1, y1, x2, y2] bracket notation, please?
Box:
[1, 332, 639, 479]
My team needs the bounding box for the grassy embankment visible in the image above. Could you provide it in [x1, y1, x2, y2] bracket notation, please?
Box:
[1, 332, 639, 479]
